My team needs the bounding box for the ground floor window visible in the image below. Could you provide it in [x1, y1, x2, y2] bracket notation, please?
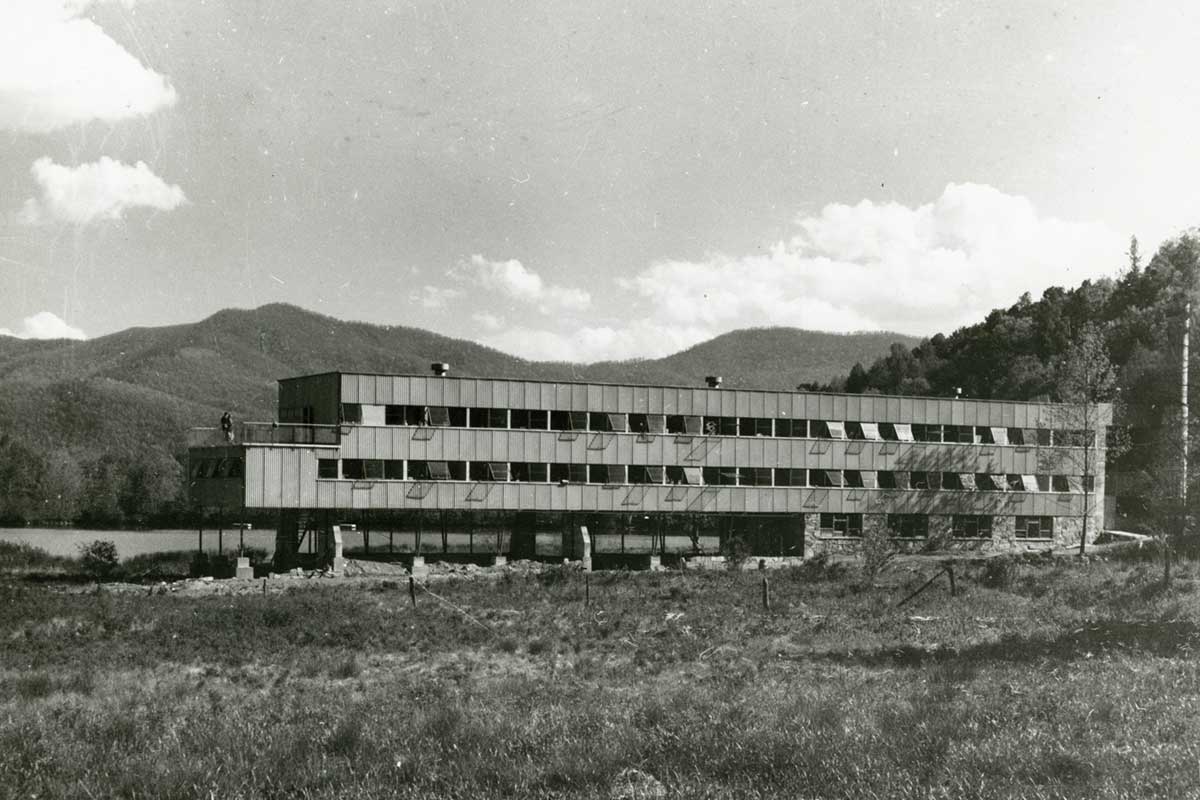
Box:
[819, 512, 863, 537]
[951, 514, 993, 538]
[887, 514, 928, 538]
[1015, 515, 1054, 539]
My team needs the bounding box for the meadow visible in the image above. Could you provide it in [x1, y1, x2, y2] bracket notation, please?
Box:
[1, 543, 1199, 799]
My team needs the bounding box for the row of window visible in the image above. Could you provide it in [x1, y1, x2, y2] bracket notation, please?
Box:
[821, 513, 1055, 540]
[315, 459, 1093, 493]
[340, 403, 1093, 447]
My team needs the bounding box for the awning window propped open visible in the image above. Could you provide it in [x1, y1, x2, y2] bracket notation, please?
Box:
[488, 462, 510, 481]
[646, 466, 665, 483]
[1067, 475, 1085, 493]
[988, 474, 1008, 491]
[646, 415, 666, 433]
[568, 411, 589, 430]
[859, 422, 882, 440]
[860, 470, 879, 489]
[894, 423, 914, 442]
[606, 413, 628, 432]
[825, 470, 846, 487]
[1021, 474, 1039, 492]
[682, 467, 703, 485]
[428, 461, 452, 480]
[426, 406, 451, 426]
[990, 427, 1009, 445]
[683, 416, 703, 435]
[826, 421, 847, 439]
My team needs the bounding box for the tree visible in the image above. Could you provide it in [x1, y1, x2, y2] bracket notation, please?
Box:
[1053, 325, 1119, 556]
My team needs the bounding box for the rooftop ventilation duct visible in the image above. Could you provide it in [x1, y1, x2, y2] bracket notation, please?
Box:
[431, 362, 450, 376]
[705, 375, 722, 388]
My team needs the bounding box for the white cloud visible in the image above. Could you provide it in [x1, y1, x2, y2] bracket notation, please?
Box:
[0, 0, 176, 133]
[464, 255, 591, 313]
[473, 183, 1122, 362]
[483, 321, 711, 363]
[19, 157, 186, 225]
[623, 182, 1122, 338]
[471, 311, 504, 331]
[417, 285, 463, 310]
[0, 311, 87, 340]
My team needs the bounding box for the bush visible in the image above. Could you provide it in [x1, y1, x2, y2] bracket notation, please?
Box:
[979, 557, 1020, 589]
[720, 535, 752, 571]
[78, 540, 119, 582]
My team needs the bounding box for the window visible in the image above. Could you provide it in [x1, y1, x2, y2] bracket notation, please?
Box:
[340, 403, 363, 424]
[1036, 474, 1051, 492]
[1036, 429, 1052, 446]
[810, 469, 844, 488]
[385, 405, 406, 425]
[588, 464, 624, 483]
[551, 463, 588, 483]
[384, 460, 405, 479]
[843, 470, 864, 488]
[826, 421, 847, 439]
[470, 462, 510, 481]
[470, 408, 508, 428]
[952, 515, 993, 538]
[859, 470, 879, 489]
[738, 467, 773, 486]
[629, 465, 665, 484]
[845, 421, 865, 440]
[341, 459, 364, 479]
[739, 418, 774, 437]
[819, 513, 863, 537]
[666, 415, 703, 435]
[1016, 516, 1054, 539]
[859, 422, 882, 440]
[427, 461, 453, 480]
[364, 460, 385, 479]
[988, 427, 1009, 445]
[1007, 427, 1025, 445]
[1052, 475, 1071, 493]
[1055, 429, 1095, 447]
[510, 462, 548, 482]
[703, 416, 738, 436]
[913, 424, 942, 443]
[877, 471, 898, 489]
[628, 414, 650, 433]
[978, 474, 1006, 491]
[910, 471, 941, 490]
[888, 514, 929, 538]
[774, 468, 806, 487]
[550, 411, 590, 431]
[810, 420, 831, 438]
[774, 418, 805, 437]
[589, 412, 628, 432]
[666, 466, 703, 485]
[702, 466, 739, 486]
[510, 409, 549, 429]
[893, 423, 915, 442]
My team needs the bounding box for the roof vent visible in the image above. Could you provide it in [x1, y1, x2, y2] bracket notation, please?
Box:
[705, 375, 722, 388]
[431, 362, 450, 376]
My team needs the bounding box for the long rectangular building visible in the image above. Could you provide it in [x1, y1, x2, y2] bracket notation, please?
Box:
[188, 370, 1110, 565]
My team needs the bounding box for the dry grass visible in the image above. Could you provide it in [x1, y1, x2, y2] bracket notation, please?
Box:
[1, 554, 1200, 798]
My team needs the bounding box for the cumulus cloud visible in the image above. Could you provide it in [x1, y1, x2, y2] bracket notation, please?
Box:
[0, 311, 87, 340]
[417, 285, 463, 310]
[622, 182, 1122, 337]
[0, 0, 176, 133]
[471, 184, 1122, 363]
[19, 157, 186, 225]
[464, 255, 591, 313]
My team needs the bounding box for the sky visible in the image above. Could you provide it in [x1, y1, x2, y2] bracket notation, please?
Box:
[2, 0, 1199, 360]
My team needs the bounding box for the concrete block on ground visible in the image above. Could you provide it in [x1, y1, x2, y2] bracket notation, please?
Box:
[235, 557, 254, 580]
[409, 555, 430, 578]
[649, 555, 662, 570]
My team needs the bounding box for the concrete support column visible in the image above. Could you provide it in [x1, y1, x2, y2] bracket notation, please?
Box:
[575, 525, 592, 571]
[272, 510, 301, 571]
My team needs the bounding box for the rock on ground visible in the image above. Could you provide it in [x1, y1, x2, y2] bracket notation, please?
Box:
[609, 768, 666, 800]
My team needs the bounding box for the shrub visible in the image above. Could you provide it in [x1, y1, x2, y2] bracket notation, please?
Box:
[979, 556, 1020, 589]
[720, 535, 752, 571]
[78, 540, 119, 582]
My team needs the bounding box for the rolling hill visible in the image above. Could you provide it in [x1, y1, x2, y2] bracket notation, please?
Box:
[0, 303, 917, 523]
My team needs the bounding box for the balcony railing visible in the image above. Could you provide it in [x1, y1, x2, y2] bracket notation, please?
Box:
[187, 422, 341, 448]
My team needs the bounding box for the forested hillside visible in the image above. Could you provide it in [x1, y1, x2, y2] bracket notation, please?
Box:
[0, 306, 913, 526]
[822, 233, 1200, 523]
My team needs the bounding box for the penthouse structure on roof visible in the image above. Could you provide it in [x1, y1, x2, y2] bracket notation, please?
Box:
[187, 367, 1111, 569]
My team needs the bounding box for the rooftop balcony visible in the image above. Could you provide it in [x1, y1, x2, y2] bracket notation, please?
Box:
[187, 422, 342, 448]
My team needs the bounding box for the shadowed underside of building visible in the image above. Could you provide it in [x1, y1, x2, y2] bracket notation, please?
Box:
[188, 371, 1110, 569]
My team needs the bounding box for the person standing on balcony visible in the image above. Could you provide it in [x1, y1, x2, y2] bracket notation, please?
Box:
[220, 411, 234, 442]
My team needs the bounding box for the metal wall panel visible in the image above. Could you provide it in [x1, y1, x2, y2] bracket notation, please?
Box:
[279, 449, 301, 507]
[263, 448, 284, 507]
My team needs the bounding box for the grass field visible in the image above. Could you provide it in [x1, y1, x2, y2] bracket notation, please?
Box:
[1, 546, 1199, 799]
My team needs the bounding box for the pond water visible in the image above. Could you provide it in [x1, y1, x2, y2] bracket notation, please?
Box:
[0, 528, 290, 558]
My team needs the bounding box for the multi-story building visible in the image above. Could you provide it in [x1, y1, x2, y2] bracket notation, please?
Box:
[188, 368, 1109, 567]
